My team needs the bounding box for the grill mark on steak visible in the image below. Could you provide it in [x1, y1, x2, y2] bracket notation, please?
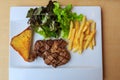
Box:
[33, 39, 71, 67]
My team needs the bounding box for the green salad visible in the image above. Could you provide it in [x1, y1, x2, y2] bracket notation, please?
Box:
[26, 0, 83, 39]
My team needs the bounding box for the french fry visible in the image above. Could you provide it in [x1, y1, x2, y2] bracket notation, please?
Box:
[68, 21, 74, 40]
[77, 16, 86, 52]
[85, 27, 90, 35]
[89, 41, 93, 49]
[79, 32, 84, 54]
[85, 20, 93, 35]
[77, 16, 86, 40]
[68, 28, 76, 50]
[91, 22, 96, 46]
[73, 21, 80, 50]
[68, 42, 72, 50]
[93, 37, 96, 46]
[83, 21, 90, 32]
[84, 30, 96, 49]
[84, 35, 94, 50]
[91, 22, 96, 31]
[75, 21, 80, 32]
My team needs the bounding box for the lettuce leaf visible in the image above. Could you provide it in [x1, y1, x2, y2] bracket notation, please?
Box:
[53, 2, 83, 38]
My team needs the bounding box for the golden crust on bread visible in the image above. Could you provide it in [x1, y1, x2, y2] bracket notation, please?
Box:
[10, 27, 32, 61]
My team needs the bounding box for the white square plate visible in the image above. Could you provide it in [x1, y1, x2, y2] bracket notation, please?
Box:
[9, 6, 102, 80]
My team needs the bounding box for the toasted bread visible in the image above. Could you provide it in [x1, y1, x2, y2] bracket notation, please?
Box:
[10, 27, 32, 61]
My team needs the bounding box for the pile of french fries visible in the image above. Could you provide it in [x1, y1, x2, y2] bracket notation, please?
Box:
[68, 16, 96, 54]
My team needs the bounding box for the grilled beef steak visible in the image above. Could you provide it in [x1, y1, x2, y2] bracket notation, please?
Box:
[34, 39, 70, 67]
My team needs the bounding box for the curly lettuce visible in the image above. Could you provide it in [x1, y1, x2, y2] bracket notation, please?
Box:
[53, 2, 83, 38]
